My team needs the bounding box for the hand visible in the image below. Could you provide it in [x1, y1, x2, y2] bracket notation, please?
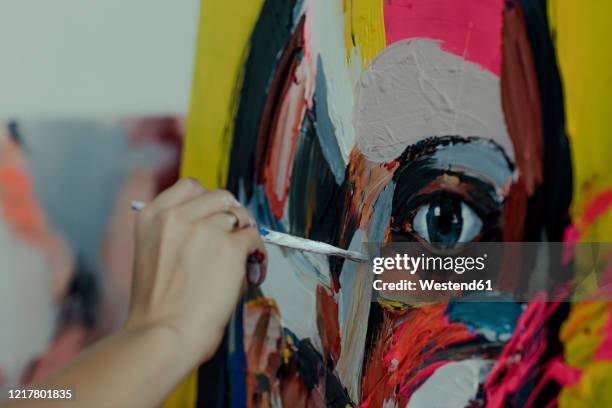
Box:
[125, 178, 266, 362]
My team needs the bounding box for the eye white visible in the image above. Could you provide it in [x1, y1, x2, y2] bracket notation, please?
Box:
[413, 205, 430, 242]
[458, 202, 482, 242]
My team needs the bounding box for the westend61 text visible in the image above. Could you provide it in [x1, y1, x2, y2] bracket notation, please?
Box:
[372, 279, 493, 292]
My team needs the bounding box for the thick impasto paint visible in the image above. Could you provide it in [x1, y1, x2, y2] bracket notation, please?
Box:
[180, 0, 612, 406]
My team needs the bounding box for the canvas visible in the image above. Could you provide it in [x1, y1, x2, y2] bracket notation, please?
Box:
[180, 0, 612, 407]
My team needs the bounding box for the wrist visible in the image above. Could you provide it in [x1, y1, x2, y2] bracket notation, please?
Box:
[120, 322, 197, 377]
[123, 314, 223, 366]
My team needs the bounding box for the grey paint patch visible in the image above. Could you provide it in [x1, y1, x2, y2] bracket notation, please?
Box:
[432, 139, 515, 195]
[354, 39, 514, 163]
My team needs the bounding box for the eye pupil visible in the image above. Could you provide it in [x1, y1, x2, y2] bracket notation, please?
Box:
[410, 194, 483, 245]
[426, 194, 463, 246]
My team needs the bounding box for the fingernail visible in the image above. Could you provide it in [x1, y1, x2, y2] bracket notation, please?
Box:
[249, 216, 257, 228]
[223, 197, 242, 210]
[228, 213, 240, 230]
[247, 251, 266, 286]
[185, 177, 200, 186]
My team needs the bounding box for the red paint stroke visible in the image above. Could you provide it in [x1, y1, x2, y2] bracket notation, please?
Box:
[262, 56, 308, 219]
[360, 311, 397, 407]
[583, 189, 612, 226]
[485, 294, 560, 408]
[501, 1, 543, 196]
[386, 305, 474, 396]
[257, 18, 311, 219]
[280, 368, 325, 408]
[561, 188, 612, 261]
[361, 305, 474, 406]
[0, 137, 49, 245]
[316, 285, 341, 366]
[244, 297, 284, 407]
[256, 18, 305, 184]
[521, 356, 581, 408]
[383, 0, 504, 75]
[561, 224, 581, 265]
[0, 134, 72, 298]
[279, 351, 327, 408]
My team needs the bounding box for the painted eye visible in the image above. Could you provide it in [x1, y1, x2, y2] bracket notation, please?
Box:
[412, 195, 482, 246]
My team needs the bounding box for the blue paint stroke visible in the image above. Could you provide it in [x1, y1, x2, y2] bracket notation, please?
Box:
[228, 300, 247, 408]
[314, 56, 346, 185]
[446, 299, 523, 342]
[370, 181, 395, 244]
[247, 185, 288, 234]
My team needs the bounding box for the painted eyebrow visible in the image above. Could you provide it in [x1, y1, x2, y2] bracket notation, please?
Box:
[395, 136, 515, 189]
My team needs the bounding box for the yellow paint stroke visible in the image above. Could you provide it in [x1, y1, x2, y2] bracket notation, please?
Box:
[162, 370, 197, 408]
[548, 2, 612, 406]
[560, 302, 609, 369]
[180, 0, 266, 189]
[169, 1, 265, 406]
[559, 362, 612, 407]
[548, 0, 612, 242]
[343, 0, 386, 67]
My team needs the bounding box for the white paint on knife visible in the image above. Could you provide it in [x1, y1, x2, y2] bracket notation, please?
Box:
[354, 39, 514, 163]
[260, 228, 368, 262]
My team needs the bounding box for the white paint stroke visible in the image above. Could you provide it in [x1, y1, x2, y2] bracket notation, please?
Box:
[336, 230, 372, 402]
[308, 0, 356, 162]
[259, 243, 321, 349]
[406, 359, 494, 408]
[0, 220, 55, 390]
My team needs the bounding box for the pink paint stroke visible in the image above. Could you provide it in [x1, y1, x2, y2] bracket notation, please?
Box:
[383, 0, 504, 75]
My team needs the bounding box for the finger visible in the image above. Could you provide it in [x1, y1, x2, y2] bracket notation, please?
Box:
[147, 178, 206, 213]
[203, 207, 254, 231]
[226, 207, 255, 230]
[204, 211, 241, 232]
[175, 189, 243, 223]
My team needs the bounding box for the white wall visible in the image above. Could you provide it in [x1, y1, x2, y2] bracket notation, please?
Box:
[0, 0, 199, 118]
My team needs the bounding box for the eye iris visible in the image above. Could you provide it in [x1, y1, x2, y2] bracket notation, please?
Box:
[426, 194, 463, 246]
[410, 195, 483, 245]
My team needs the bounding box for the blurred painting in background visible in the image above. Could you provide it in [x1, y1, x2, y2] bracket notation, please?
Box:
[0, 117, 182, 391]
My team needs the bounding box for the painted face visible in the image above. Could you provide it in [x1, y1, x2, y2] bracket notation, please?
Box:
[350, 38, 515, 248]
[225, 0, 571, 405]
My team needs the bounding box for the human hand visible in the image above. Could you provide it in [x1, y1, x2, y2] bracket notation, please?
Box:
[125, 178, 266, 362]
